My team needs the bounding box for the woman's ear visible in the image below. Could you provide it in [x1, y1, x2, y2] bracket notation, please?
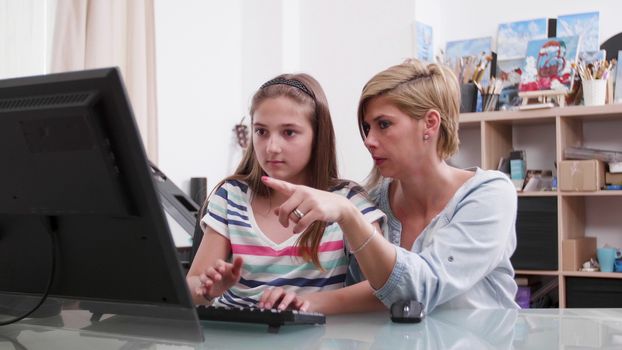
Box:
[423, 109, 441, 135]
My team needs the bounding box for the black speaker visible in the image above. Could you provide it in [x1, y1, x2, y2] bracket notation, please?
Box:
[511, 197, 558, 270]
[190, 177, 208, 207]
[566, 277, 622, 307]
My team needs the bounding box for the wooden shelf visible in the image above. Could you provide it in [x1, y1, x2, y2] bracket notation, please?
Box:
[461, 104, 622, 122]
[560, 191, 622, 197]
[559, 104, 622, 120]
[459, 104, 622, 308]
[518, 191, 558, 197]
[516, 270, 559, 276]
[562, 271, 622, 279]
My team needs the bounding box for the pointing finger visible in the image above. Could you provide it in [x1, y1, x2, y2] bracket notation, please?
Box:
[262, 176, 296, 196]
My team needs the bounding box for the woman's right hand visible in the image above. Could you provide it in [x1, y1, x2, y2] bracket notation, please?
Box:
[194, 256, 244, 302]
[258, 287, 310, 311]
[261, 176, 354, 233]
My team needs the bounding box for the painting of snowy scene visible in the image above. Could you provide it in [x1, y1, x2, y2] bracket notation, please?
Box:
[519, 36, 580, 92]
[415, 21, 433, 62]
[445, 37, 492, 59]
[497, 18, 548, 60]
[557, 12, 599, 53]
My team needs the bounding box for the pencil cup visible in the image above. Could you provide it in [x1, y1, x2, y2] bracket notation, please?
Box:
[597, 247, 617, 273]
[460, 83, 477, 113]
[583, 79, 607, 106]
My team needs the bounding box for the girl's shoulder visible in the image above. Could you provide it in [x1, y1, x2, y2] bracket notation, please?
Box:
[212, 178, 250, 195]
[209, 179, 251, 203]
[220, 179, 250, 193]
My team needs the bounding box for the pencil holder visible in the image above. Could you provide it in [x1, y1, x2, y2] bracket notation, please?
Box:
[460, 83, 477, 113]
[482, 93, 499, 112]
[583, 79, 607, 106]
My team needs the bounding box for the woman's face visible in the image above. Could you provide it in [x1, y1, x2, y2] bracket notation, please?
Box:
[362, 95, 430, 178]
[252, 96, 314, 185]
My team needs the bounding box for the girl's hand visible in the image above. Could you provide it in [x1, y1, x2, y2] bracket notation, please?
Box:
[258, 287, 310, 312]
[195, 256, 244, 302]
[261, 176, 352, 233]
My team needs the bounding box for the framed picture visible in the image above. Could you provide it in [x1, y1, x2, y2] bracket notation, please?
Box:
[579, 50, 606, 64]
[557, 12, 599, 53]
[497, 58, 525, 107]
[497, 18, 549, 60]
[445, 37, 492, 59]
[519, 36, 580, 92]
[413, 21, 433, 62]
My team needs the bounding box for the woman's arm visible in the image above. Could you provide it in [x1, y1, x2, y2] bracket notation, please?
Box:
[306, 281, 386, 314]
[261, 176, 399, 290]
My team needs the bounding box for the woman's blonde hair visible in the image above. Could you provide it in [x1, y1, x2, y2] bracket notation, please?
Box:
[357, 59, 461, 188]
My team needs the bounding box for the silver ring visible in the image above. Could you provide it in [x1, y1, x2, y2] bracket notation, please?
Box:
[292, 208, 304, 220]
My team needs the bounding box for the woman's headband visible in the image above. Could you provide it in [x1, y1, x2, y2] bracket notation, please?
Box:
[259, 78, 315, 99]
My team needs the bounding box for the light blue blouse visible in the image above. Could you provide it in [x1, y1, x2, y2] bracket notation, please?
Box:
[347, 168, 519, 313]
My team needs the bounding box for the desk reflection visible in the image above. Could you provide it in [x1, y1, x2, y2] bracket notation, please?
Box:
[327, 309, 517, 350]
[3, 308, 622, 349]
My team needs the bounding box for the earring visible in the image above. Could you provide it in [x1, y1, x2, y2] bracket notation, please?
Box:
[423, 134, 430, 141]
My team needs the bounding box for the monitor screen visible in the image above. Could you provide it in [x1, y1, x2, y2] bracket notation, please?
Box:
[0, 68, 202, 339]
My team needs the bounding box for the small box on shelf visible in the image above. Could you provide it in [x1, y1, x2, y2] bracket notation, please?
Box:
[559, 160, 606, 191]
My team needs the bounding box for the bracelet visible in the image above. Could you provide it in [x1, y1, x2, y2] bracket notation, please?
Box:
[350, 228, 377, 255]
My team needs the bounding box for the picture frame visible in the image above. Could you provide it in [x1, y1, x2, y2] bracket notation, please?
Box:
[557, 12, 600, 53]
[497, 18, 549, 60]
[413, 21, 433, 62]
[519, 36, 580, 92]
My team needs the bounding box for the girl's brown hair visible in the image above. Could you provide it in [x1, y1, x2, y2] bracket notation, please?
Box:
[209, 73, 340, 268]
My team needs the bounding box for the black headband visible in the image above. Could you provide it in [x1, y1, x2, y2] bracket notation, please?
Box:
[259, 78, 315, 99]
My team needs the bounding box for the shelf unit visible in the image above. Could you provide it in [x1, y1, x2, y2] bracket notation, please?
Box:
[454, 104, 622, 308]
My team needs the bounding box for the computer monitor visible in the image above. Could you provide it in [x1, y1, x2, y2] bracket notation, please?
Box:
[0, 68, 202, 341]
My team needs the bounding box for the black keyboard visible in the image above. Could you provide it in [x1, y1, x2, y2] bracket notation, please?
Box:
[196, 305, 325, 332]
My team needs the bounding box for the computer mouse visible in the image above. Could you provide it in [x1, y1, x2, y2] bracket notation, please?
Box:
[390, 300, 424, 323]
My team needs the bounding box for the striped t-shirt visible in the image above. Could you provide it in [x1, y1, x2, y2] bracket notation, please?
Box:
[203, 179, 385, 308]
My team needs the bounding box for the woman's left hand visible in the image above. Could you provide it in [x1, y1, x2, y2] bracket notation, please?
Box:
[258, 287, 311, 311]
[261, 176, 352, 233]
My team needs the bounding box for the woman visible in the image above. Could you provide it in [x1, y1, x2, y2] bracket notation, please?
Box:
[260, 59, 519, 313]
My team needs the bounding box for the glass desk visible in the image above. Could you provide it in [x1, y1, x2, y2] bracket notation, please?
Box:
[2, 308, 622, 349]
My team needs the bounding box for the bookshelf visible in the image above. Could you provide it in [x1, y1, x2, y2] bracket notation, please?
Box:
[454, 104, 622, 308]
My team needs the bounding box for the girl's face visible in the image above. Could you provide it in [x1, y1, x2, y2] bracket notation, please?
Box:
[252, 96, 314, 185]
[362, 95, 430, 178]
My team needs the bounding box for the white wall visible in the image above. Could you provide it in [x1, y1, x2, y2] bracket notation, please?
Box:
[155, 0, 244, 193]
[155, 0, 417, 193]
[153, 0, 622, 195]
[298, 0, 416, 181]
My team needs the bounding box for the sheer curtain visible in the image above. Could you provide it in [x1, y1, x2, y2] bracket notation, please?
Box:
[50, 0, 159, 162]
